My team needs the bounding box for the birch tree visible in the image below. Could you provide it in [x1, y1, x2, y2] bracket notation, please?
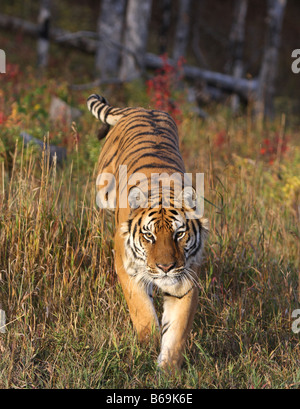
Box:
[37, 0, 51, 68]
[95, 0, 126, 79]
[172, 0, 192, 61]
[227, 0, 248, 112]
[255, 0, 287, 119]
[159, 0, 172, 55]
[119, 0, 153, 81]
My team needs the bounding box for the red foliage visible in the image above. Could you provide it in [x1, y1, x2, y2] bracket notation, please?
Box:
[214, 130, 227, 147]
[0, 112, 7, 125]
[2, 63, 20, 82]
[260, 134, 289, 164]
[146, 54, 185, 125]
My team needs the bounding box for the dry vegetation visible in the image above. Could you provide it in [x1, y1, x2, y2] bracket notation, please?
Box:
[0, 29, 300, 389]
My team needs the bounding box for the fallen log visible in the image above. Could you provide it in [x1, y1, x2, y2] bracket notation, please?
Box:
[0, 13, 98, 53]
[0, 13, 257, 99]
[144, 53, 257, 99]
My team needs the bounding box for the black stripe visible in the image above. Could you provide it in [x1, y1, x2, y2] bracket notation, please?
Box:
[132, 222, 137, 238]
[148, 211, 157, 217]
[132, 163, 183, 174]
[89, 100, 98, 111]
[169, 209, 179, 216]
[188, 221, 202, 257]
[127, 152, 182, 173]
[118, 130, 178, 153]
[163, 286, 194, 299]
[124, 142, 183, 163]
[161, 322, 171, 336]
[104, 106, 113, 123]
[103, 148, 119, 168]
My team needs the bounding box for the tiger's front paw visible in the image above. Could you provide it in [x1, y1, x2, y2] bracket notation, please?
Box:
[157, 350, 183, 372]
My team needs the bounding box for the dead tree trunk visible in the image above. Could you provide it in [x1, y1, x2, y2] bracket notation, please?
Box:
[37, 0, 51, 68]
[172, 0, 192, 61]
[159, 0, 172, 55]
[0, 49, 5, 73]
[95, 0, 126, 79]
[227, 0, 248, 112]
[119, 0, 153, 81]
[254, 0, 287, 120]
[192, 0, 209, 69]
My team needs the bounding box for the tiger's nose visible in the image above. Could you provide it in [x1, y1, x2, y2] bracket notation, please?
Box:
[156, 262, 176, 273]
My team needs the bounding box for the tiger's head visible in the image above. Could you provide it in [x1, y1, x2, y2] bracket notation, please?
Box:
[121, 186, 209, 296]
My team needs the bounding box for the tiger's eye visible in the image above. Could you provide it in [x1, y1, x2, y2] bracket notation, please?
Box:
[176, 231, 185, 240]
[144, 232, 153, 240]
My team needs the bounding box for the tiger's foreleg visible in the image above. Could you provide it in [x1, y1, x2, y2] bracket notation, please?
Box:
[114, 235, 160, 343]
[158, 287, 199, 370]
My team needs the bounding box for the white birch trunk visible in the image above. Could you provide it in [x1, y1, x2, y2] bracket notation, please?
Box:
[228, 0, 248, 112]
[172, 0, 192, 61]
[255, 0, 287, 119]
[119, 0, 153, 81]
[37, 0, 51, 68]
[95, 0, 126, 79]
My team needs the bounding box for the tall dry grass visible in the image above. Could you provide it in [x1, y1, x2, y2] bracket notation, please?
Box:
[0, 107, 299, 388]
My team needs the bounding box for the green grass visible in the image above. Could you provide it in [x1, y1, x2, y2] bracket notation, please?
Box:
[0, 32, 300, 389]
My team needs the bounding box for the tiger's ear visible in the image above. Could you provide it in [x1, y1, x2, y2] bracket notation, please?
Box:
[128, 186, 147, 209]
[177, 186, 197, 209]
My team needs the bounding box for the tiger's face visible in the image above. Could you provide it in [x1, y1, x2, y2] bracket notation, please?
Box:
[121, 193, 208, 295]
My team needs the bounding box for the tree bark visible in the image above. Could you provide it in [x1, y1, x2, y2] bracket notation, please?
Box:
[192, 0, 209, 69]
[119, 0, 153, 81]
[37, 0, 51, 68]
[0, 49, 5, 73]
[254, 0, 287, 120]
[95, 0, 126, 79]
[227, 0, 248, 112]
[159, 0, 172, 55]
[172, 0, 192, 61]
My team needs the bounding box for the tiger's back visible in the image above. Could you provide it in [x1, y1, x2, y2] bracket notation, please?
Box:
[87, 95, 186, 224]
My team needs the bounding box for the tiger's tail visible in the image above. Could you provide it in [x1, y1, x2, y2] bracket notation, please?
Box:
[87, 94, 126, 126]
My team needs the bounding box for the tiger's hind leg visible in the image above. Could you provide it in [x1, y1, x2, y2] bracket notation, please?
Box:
[114, 236, 159, 343]
[158, 287, 199, 370]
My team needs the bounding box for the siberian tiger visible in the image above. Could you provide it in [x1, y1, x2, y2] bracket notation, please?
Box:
[87, 94, 208, 370]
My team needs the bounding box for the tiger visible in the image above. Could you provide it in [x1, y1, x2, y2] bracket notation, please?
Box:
[87, 94, 208, 370]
